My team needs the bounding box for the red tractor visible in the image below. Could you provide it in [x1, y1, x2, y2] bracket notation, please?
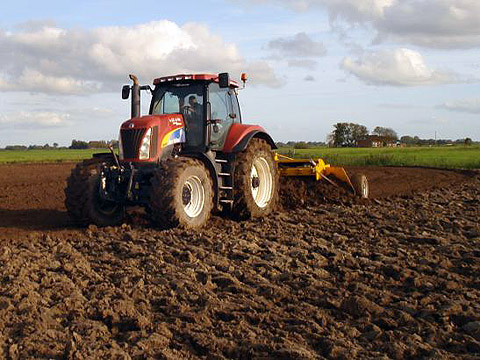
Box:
[65, 73, 279, 228]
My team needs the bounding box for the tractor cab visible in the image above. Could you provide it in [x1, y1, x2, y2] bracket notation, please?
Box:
[148, 73, 242, 152]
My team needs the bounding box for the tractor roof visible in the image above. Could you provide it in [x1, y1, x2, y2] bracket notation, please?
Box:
[153, 74, 239, 88]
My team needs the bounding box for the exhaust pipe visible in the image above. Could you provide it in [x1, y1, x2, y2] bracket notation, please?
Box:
[129, 74, 140, 118]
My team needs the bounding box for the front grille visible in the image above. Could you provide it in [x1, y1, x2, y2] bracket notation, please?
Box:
[121, 128, 147, 159]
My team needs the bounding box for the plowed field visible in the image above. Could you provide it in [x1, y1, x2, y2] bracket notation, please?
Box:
[0, 163, 479, 359]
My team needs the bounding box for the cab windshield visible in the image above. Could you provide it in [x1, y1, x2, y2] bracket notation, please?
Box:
[150, 83, 204, 115]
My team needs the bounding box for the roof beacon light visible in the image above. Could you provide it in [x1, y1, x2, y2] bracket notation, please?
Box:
[241, 73, 248, 89]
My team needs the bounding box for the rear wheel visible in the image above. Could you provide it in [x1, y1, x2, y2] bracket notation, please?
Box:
[65, 158, 124, 226]
[232, 138, 279, 219]
[351, 173, 369, 198]
[149, 158, 213, 229]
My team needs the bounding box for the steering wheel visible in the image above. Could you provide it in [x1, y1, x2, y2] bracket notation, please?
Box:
[181, 105, 194, 114]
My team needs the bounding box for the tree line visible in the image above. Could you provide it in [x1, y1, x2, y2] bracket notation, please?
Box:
[275, 122, 476, 148]
[1, 131, 476, 151]
[3, 140, 118, 150]
[69, 140, 118, 149]
[399, 136, 473, 146]
[327, 123, 398, 147]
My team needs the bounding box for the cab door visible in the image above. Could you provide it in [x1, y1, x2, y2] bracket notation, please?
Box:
[208, 83, 237, 150]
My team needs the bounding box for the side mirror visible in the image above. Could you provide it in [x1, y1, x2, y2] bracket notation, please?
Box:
[218, 73, 230, 88]
[122, 85, 130, 99]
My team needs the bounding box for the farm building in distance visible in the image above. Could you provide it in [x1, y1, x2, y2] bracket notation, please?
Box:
[357, 135, 396, 148]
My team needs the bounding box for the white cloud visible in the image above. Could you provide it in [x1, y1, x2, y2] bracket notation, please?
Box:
[440, 97, 480, 114]
[0, 20, 280, 95]
[376, 0, 480, 49]
[341, 48, 463, 86]
[249, 0, 393, 18]
[287, 59, 318, 69]
[68, 107, 115, 118]
[0, 111, 70, 129]
[15, 69, 102, 95]
[248, 0, 480, 49]
[267, 32, 326, 57]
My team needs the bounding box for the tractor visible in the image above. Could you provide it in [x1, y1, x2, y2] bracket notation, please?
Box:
[65, 73, 279, 229]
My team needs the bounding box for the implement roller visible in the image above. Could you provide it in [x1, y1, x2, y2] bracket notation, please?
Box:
[275, 154, 369, 198]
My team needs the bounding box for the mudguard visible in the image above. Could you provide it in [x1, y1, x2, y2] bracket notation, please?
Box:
[222, 124, 277, 153]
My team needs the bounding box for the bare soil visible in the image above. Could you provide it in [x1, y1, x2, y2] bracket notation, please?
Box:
[0, 162, 479, 359]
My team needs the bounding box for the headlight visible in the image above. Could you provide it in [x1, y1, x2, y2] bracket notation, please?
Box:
[139, 128, 152, 160]
[118, 131, 124, 160]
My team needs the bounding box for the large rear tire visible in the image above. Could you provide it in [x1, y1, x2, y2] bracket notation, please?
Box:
[149, 158, 213, 229]
[232, 138, 279, 219]
[65, 158, 124, 227]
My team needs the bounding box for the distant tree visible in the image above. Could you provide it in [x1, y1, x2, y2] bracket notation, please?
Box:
[465, 137, 473, 145]
[373, 126, 398, 141]
[5, 145, 27, 150]
[88, 140, 109, 149]
[275, 142, 287, 148]
[331, 123, 348, 147]
[53, 142, 59, 148]
[351, 124, 369, 144]
[400, 135, 415, 145]
[307, 141, 325, 147]
[69, 140, 89, 149]
[294, 141, 309, 149]
[330, 122, 368, 147]
[28, 144, 44, 150]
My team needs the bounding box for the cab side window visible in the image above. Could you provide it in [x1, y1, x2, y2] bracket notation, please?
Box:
[208, 83, 234, 149]
[209, 84, 229, 121]
[229, 91, 241, 123]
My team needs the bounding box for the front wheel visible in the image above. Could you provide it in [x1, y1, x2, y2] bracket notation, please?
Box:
[65, 158, 124, 226]
[232, 138, 279, 219]
[149, 158, 213, 229]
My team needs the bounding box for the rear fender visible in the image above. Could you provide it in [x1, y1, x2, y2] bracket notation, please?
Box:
[223, 124, 277, 153]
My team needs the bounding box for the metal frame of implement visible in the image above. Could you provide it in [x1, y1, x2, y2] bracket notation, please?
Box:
[275, 153, 355, 194]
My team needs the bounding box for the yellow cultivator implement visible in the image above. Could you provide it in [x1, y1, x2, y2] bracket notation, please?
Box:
[275, 154, 369, 198]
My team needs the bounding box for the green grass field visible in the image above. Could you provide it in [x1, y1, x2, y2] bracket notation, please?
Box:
[278, 145, 480, 169]
[0, 145, 479, 169]
[0, 149, 110, 164]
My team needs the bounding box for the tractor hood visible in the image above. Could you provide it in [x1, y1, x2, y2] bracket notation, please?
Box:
[119, 114, 185, 162]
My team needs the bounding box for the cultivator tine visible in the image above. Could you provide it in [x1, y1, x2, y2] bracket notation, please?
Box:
[318, 172, 339, 187]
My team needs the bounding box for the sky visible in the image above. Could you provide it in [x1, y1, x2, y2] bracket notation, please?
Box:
[0, 0, 479, 147]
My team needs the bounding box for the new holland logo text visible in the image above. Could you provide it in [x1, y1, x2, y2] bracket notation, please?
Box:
[169, 117, 182, 126]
